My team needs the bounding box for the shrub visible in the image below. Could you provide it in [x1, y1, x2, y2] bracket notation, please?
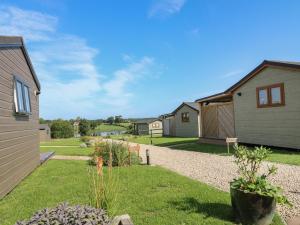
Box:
[79, 119, 91, 136]
[50, 120, 74, 139]
[231, 145, 291, 206]
[16, 202, 111, 225]
[80, 136, 92, 143]
[93, 142, 141, 167]
[88, 153, 119, 216]
[126, 124, 134, 134]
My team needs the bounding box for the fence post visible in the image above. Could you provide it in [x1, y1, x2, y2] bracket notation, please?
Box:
[150, 130, 153, 145]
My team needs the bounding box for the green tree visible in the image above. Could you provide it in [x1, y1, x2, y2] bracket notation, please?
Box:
[90, 120, 98, 130]
[114, 115, 123, 124]
[79, 119, 91, 136]
[39, 118, 46, 124]
[106, 116, 114, 125]
[51, 120, 74, 138]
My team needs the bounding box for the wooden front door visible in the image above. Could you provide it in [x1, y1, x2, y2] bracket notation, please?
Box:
[202, 105, 218, 138]
[218, 103, 235, 139]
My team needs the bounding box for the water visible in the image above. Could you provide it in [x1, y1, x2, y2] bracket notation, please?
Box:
[92, 130, 126, 137]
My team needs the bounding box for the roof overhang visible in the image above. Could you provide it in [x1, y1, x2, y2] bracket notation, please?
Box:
[132, 118, 161, 124]
[196, 60, 300, 104]
[0, 36, 41, 91]
[225, 60, 300, 93]
[196, 92, 232, 104]
[172, 102, 199, 114]
[160, 113, 174, 119]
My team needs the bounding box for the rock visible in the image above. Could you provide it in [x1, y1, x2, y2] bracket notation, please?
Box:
[89, 139, 96, 147]
[79, 143, 87, 148]
[110, 214, 133, 225]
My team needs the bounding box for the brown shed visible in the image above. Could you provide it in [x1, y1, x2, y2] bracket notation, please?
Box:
[0, 36, 41, 198]
[39, 124, 51, 142]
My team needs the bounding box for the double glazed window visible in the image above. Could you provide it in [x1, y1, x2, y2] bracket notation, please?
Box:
[152, 123, 159, 128]
[256, 83, 285, 108]
[181, 112, 190, 122]
[14, 78, 31, 114]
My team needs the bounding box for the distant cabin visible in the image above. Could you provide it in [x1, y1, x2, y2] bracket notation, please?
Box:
[132, 118, 162, 135]
[39, 124, 51, 142]
[0, 36, 41, 198]
[161, 102, 200, 137]
[161, 113, 175, 136]
[196, 60, 300, 149]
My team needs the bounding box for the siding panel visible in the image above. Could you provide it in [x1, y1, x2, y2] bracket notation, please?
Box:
[174, 105, 199, 137]
[0, 46, 39, 198]
[233, 67, 300, 149]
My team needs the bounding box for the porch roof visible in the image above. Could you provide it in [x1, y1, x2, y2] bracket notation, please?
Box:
[195, 92, 232, 104]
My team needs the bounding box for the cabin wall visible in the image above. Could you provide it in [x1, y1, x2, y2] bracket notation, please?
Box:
[233, 67, 300, 149]
[174, 105, 199, 137]
[0, 47, 40, 198]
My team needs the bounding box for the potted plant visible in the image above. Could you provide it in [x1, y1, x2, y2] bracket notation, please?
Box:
[230, 145, 291, 225]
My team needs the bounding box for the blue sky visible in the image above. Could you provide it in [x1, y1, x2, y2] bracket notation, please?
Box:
[1, 0, 300, 119]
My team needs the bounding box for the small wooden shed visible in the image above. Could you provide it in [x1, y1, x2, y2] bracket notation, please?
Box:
[161, 113, 175, 136]
[196, 94, 235, 140]
[132, 118, 162, 135]
[39, 124, 51, 142]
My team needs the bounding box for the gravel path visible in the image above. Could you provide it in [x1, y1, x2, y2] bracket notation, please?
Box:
[133, 142, 300, 222]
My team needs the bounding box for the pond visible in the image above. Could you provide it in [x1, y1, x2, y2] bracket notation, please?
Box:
[92, 130, 126, 137]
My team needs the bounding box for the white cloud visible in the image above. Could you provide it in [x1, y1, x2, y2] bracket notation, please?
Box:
[0, 6, 159, 119]
[220, 70, 243, 78]
[0, 6, 57, 41]
[102, 57, 154, 106]
[148, 0, 186, 18]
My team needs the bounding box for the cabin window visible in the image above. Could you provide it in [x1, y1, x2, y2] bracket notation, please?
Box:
[14, 77, 31, 114]
[181, 112, 190, 122]
[256, 83, 285, 108]
[152, 123, 159, 128]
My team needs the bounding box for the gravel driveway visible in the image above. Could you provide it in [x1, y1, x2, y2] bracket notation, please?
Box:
[134, 143, 300, 222]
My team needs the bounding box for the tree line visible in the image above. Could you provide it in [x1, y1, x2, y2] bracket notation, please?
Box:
[40, 116, 131, 139]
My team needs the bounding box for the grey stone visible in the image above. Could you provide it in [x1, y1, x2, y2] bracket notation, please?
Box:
[79, 143, 87, 148]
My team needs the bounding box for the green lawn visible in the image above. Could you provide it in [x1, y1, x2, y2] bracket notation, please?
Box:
[94, 123, 128, 132]
[0, 160, 283, 225]
[111, 135, 198, 146]
[40, 146, 94, 156]
[171, 142, 300, 166]
[40, 138, 82, 146]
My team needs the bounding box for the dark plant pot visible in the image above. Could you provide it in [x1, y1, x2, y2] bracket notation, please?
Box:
[230, 187, 276, 225]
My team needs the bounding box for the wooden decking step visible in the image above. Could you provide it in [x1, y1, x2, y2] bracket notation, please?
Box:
[40, 152, 55, 164]
[198, 138, 227, 145]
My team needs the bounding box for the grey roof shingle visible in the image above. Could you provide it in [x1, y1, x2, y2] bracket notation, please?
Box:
[132, 118, 161, 124]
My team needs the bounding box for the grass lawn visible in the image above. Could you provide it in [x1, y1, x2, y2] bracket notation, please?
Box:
[111, 135, 198, 146]
[40, 146, 94, 156]
[0, 160, 283, 225]
[94, 123, 128, 132]
[171, 142, 300, 166]
[40, 138, 82, 146]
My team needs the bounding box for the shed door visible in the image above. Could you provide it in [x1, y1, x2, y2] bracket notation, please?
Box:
[163, 119, 170, 135]
[202, 103, 235, 139]
[202, 105, 218, 138]
[218, 103, 235, 138]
